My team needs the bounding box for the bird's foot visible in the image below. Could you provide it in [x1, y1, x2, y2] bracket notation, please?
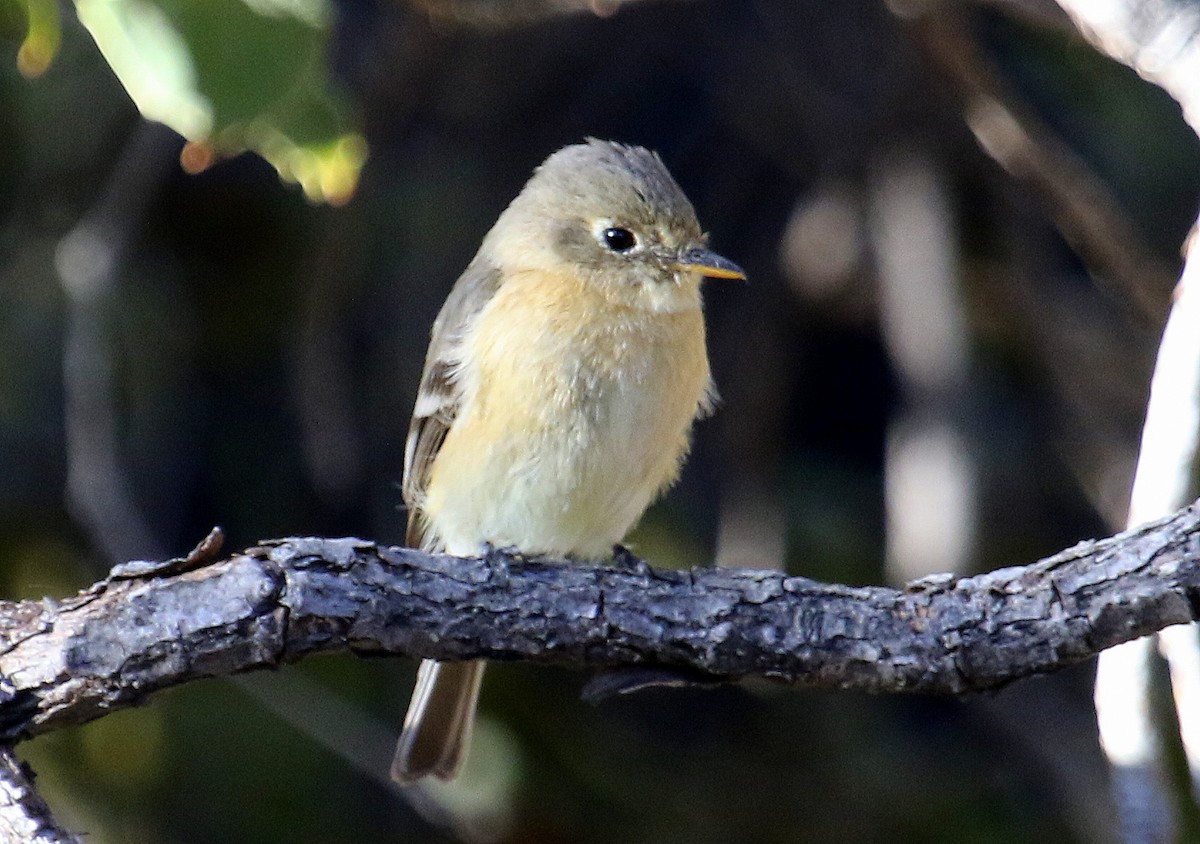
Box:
[610, 544, 648, 573]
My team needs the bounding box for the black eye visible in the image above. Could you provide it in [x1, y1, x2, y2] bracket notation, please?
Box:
[602, 227, 637, 252]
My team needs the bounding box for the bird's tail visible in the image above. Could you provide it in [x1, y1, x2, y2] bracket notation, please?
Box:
[391, 659, 486, 784]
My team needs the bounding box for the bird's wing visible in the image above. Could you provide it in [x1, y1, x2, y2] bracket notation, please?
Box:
[403, 259, 504, 550]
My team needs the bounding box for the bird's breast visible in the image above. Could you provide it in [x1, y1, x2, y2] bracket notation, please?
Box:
[423, 270, 711, 559]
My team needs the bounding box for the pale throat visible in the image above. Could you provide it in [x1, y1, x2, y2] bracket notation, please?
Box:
[615, 272, 704, 313]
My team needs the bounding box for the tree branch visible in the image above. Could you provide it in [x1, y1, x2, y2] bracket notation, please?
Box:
[3, 502, 1200, 742]
[0, 748, 82, 843]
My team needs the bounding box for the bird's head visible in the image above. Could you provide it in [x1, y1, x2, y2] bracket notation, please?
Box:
[482, 139, 744, 312]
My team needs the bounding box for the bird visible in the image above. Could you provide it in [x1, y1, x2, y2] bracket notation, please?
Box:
[391, 138, 745, 784]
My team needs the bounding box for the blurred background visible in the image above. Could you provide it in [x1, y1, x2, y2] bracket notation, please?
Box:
[2, 0, 1199, 841]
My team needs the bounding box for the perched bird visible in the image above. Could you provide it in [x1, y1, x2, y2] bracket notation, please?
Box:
[392, 138, 745, 784]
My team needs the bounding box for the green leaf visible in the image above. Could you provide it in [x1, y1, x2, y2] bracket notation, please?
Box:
[74, 0, 365, 203]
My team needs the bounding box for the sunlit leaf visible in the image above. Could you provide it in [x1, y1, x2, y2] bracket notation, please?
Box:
[73, 0, 365, 203]
[75, 0, 211, 137]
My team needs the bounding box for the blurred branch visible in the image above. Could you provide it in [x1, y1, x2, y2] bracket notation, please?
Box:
[869, 151, 978, 583]
[1095, 229, 1200, 843]
[291, 208, 368, 509]
[403, 0, 657, 29]
[0, 748, 81, 844]
[904, 5, 1177, 322]
[1047, 3, 1200, 841]
[963, 0, 1074, 32]
[1054, 0, 1200, 134]
[2, 506, 1200, 742]
[56, 119, 180, 566]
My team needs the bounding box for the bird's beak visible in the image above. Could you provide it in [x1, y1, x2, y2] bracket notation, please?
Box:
[674, 246, 746, 280]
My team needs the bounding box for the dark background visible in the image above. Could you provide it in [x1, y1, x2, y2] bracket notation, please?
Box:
[2, 1, 1199, 841]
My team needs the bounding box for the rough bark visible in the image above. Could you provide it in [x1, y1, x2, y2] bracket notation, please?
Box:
[0, 748, 82, 844]
[1, 501, 1200, 742]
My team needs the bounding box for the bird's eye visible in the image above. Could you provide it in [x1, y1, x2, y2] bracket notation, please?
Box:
[602, 227, 637, 252]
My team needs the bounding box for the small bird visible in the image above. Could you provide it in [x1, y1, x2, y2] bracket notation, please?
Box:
[391, 138, 745, 784]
